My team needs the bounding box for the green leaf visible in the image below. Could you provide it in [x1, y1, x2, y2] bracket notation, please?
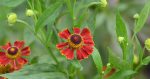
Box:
[35, 1, 62, 32]
[108, 48, 130, 70]
[134, 1, 150, 33]
[116, 11, 128, 60]
[108, 70, 135, 79]
[142, 56, 150, 65]
[0, 0, 25, 7]
[116, 11, 128, 41]
[1, 63, 67, 79]
[91, 47, 103, 73]
[125, 41, 134, 66]
[135, 56, 150, 71]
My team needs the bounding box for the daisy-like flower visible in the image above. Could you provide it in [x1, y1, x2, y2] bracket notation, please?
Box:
[0, 41, 30, 70]
[56, 27, 94, 60]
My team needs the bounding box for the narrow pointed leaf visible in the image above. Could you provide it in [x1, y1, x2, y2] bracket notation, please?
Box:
[91, 47, 103, 73]
[35, 1, 62, 32]
[134, 1, 150, 33]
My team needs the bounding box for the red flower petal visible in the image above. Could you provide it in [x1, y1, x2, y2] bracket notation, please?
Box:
[82, 35, 93, 40]
[0, 52, 5, 56]
[82, 46, 93, 55]
[83, 39, 94, 46]
[0, 56, 10, 65]
[56, 42, 68, 49]
[14, 41, 24, 48]
[76, 49, 84, 60]
[11, 60, 17, 70]
[80, 28, 90, 36]
[1, 42, 11, 50]
[17, 57, 28, 65]
[9, 60, 22, 70]
[80, 48, 89, 58]
[73, 27, 80, 34]
[58, 29, 71, 39]
[66, 50, 74, 60]
[21, 47, 30, 56]
[60, 47, 74, 60]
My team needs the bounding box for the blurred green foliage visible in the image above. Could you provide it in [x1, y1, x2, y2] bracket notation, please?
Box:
[0, 0, 150, 79]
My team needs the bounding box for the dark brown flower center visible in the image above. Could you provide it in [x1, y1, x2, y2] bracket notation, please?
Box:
[7, 47, 18, 56]
[70, 34, 82, 44]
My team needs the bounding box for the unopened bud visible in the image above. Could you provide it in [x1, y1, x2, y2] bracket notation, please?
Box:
[7, 13, 17, 24]
[26, 9, 34, 17]
[145, 38, 150, 51]
[118, 36, 125, 44]
[133, 13, 139, 19]
[100, 0, 107, 8]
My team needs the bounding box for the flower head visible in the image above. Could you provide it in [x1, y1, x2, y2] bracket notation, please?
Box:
[145, 38, 150, 51]
[56, 27, 94, 60]
[0, 41, 30, 70]
[26, 9, 35, 17]
[7, 13, 17, 24]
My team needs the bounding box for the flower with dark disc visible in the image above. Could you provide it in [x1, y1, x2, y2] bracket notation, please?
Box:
[0, 41, 30, 70]
[56, 27, 94, 60]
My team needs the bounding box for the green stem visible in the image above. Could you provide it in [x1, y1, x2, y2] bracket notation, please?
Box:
[17, 20, 59, 64]
[45, 46, 59, 64]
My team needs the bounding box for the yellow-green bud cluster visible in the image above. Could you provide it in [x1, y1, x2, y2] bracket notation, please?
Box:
[7, 13, 17, 24]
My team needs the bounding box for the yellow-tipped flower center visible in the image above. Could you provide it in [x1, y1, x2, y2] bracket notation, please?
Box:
[68, 34, 83, 49]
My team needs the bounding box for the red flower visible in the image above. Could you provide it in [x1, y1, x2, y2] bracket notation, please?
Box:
[56, 27, 94, 60]
[0, 41, 30, 70]
[0, 76, 7, 79]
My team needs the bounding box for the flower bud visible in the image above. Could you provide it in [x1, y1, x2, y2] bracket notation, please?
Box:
[118, 36, 124, 43]
[145, 38, 150, 51]
[133, 13, 139, 19]
[107, 63, 111, 66]
[133, 54, 139, 64]
[100, 0, 107, 8]
[7, 13, 17, 24]
[26, 9, 34, 17]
